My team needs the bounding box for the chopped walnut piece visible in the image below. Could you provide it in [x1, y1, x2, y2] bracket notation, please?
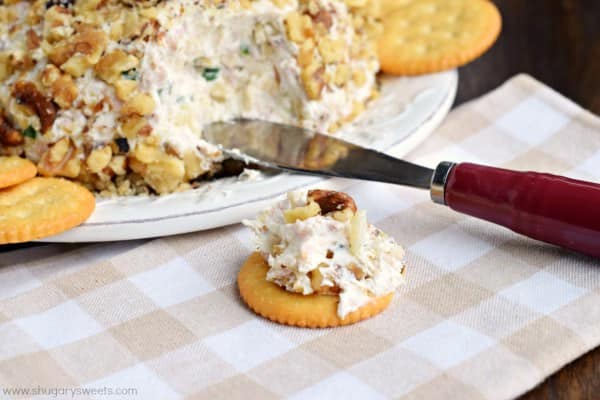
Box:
[38, 137, 80, 178]
[121, 93, 155, 116]
[333, 64, 351, 86]
[11, 81, 57, 133]
[308, 190, 357, 215]
[298, 39, 315, 67]
[47, 26, 108, 75]
[87, 146, 113, 174]
[285, 12, 314, 43]
[301, 63, 325, 100]
[318, 38, 346, 63]
[26, 29, 41, 50]
[0, 52, 14, 82]
[284, 200, 321, 223]
[309, 268, 324, 292]
[140, 154, 185, 194]
[331, 208, 355, 223]
[42, 6, 74, 44]
[0, 115, 23, 146]
[309, 269, 341, 295]
[348, 263, 366, 280]
[74, 0, 105, 11]
[95, 50, 139, 84]
[114, 80, 138, 101]
[183, 150, 208, 181]
[310, 8, 333, 30]
[50, 74, 78, 109]
[137, 124, 153, 137]
[108, 155, 127, 176]
[120, 115, 151, 139]
[11, 51, 36, 72]
[41, 64, 61, 87]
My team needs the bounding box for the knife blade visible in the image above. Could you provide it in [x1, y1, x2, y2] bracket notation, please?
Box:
[203, 119, 600, 259]
[203, 119, 434, 189]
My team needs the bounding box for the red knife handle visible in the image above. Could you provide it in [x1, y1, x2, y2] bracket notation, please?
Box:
[437, 162, 600, 258]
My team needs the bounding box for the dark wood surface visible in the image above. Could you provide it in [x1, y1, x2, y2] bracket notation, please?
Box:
[458, 1, 600, 399]
[458, 0, 600, 114]
[1, 1, 599, 398]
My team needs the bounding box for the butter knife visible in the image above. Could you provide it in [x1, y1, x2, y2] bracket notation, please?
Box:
[204, 119, 600, 258]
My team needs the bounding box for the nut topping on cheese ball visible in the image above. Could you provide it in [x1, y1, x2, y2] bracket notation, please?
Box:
[0, 0, 381, 195]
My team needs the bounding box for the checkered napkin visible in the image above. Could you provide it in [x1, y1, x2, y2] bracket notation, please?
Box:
[1, 74, 600, 400]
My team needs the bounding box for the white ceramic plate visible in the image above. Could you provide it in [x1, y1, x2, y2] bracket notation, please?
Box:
[43, 70, 458, 242]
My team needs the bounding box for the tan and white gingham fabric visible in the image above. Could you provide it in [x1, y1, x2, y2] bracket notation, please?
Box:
[1, 74, 600, 400]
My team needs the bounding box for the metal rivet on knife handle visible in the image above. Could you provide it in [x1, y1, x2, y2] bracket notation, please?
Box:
[430, 161, 456, 205]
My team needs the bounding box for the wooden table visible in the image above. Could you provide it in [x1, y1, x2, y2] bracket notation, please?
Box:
[459, 1, 600, 398]
[2, 0, 599, 398]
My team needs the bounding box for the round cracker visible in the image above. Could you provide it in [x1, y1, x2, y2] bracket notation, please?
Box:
[378, 0, 502, 76]
[379, 0, 404, 16]
[0, 177, 95, 244]
[238, 252, 394, 328]
[0, 156, 37, 189]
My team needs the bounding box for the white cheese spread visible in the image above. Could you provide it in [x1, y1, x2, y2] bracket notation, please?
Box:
[244, 189, 406, 318]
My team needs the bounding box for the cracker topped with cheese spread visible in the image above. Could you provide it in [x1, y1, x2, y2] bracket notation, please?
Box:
[0, 0, 381, 195]
[240, 189, 406, 327]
